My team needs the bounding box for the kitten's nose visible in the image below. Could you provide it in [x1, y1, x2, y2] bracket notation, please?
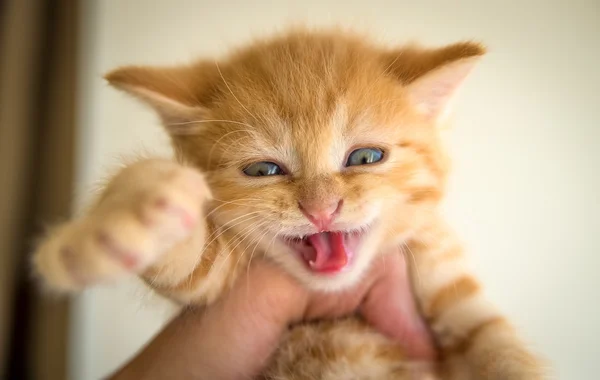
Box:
[298, 199, 343, 230]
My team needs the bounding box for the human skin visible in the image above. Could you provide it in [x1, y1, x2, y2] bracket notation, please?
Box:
[110, 252, 436, 380]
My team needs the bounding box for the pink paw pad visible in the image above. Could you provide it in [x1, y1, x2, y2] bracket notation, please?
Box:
[153, 197, 168, 209]
[97, 231, 140, 270]
[179, 211, 197, 229]
[153, 197, 197, 230]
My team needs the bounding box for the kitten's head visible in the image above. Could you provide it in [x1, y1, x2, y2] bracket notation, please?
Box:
[106, 29, 484, 290]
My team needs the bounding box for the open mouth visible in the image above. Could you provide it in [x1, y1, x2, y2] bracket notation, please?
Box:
[282, 230, 365, 274]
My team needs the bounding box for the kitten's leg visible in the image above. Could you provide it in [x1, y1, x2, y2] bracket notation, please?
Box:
[406, 218, 546, 380]
[33, 159, 212, 293]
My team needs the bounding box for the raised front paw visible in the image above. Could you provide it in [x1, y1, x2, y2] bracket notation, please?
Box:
[34, 162, 210, 291]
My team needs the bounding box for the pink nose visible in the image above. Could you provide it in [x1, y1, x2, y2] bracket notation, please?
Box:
[298, 199, 343, 230]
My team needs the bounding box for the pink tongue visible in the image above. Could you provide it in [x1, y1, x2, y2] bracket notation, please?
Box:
[306, 232, 348, 272]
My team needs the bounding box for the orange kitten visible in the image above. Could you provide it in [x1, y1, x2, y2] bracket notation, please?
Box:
[33, 28, 545, 379]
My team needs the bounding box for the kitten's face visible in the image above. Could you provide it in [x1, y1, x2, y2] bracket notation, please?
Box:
[106, 30, 483, 290]
[197, 80, 446, 290]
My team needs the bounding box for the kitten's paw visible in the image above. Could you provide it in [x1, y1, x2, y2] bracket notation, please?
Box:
[467, 340, 547, 380]
[34, 164, 210, 291]
[476, 352, 546, 380]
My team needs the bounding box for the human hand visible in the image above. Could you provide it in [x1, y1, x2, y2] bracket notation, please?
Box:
[111, 250, 436, 380]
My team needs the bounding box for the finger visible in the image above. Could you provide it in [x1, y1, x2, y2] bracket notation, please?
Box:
[302, 265, 380, 320]
[360, 253, 438, 360]
[115, 261, 307, 380]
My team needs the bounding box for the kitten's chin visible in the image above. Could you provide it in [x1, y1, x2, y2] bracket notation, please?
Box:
[270, 224, 384, 291]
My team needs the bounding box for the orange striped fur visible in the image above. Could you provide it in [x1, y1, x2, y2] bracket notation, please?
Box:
[33, 28, 545, 379]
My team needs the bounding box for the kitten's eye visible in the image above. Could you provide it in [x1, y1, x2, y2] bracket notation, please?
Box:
[243, 161, 285, 176]
[345, 148, 384, 167]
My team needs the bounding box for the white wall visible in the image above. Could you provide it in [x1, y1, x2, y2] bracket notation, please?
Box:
[73, 1, 600, 379]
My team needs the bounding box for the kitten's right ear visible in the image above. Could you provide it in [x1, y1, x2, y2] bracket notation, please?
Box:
[383, 41, 485, 122]
[104, 62, 216, 126]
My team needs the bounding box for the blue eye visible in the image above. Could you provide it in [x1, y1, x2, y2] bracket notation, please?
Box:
[243, 161, 284, 176]
[345, 148, 384, 167]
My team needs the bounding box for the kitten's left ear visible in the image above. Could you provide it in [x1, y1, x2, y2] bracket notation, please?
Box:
[384, 42, 486, 121]
[104, 61, 218, 126]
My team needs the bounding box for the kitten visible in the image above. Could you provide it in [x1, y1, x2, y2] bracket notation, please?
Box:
[33, 28, 545, 379]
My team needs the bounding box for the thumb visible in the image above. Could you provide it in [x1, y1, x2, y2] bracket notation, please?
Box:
[360, 253, 438, 360]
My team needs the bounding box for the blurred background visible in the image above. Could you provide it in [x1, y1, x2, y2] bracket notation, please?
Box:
[1, 0, 598, 379]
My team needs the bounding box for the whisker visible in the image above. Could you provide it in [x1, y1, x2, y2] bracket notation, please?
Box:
[199, 211, 265, 259]
[190, 216, 265, 289]
[166, 119, 258, 137]
[206, 129, 255, 168]
[401, 241, 422, 288]
[199, 209, 277, 266]
[212, 219, 270, 277]
[211, 196, 265, 202]
[245, 225, 283, 297]
[245, 227, 271, 277]
[205, 198, 264, 218]
[215, 61, 258, 121]
[228, 220, 271, 276]
[167, 119, 256, 129]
